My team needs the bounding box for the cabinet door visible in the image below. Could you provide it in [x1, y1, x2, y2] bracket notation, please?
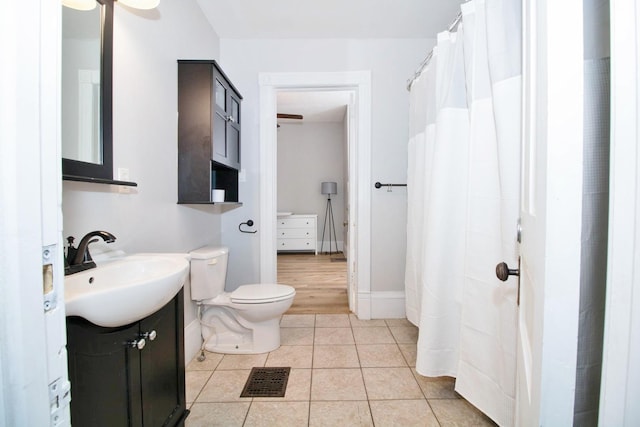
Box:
[211, 70, 241, 170]
[227, 92, 241, 169]
[212, 75, 228, 165]
[66, 318, 143, 427]
[139, 290, 186, 427]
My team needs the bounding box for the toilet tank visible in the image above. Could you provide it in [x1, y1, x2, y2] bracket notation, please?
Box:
[189, 246, 229, 301]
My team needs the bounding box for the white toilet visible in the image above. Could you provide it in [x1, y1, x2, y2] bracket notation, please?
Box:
[189, 246, 296, 354]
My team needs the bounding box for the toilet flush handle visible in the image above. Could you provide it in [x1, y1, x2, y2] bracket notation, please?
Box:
[208, 259, 218, 265]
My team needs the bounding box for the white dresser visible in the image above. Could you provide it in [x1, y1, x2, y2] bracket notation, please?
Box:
[277, 214, 317, 254]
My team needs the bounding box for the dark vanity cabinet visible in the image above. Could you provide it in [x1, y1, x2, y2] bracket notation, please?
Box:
[177, 60, 242, 204]
[66, 290, 187, 427]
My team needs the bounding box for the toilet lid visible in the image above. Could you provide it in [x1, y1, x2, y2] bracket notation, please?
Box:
[230, 284, 295, 304]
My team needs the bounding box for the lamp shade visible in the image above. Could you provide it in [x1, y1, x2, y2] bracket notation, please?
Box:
[118, 0, 160, 9]
[62, 0, 97, 10]
[321, 182, 337, 195]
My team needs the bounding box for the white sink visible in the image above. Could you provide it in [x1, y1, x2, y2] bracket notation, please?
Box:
[65, 253, 189, 327]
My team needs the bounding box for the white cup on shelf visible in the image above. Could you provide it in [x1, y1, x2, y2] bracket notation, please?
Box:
[212, 189, 225, 203]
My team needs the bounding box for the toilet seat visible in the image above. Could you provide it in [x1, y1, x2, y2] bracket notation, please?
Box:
[230, 284, 295, 304]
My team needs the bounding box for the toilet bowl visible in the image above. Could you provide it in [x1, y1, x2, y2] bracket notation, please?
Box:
[190, 246, 295, 354]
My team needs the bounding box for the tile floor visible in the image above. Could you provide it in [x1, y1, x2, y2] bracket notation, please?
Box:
[185, 314, 497, 427]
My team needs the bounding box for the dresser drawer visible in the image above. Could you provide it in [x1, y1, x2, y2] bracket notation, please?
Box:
[279, 228, 314, 239]
[278, 218, 316, 229]
[278, 238, 316, 251]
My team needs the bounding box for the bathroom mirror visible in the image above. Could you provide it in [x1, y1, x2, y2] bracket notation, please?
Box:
[61, 0, 114, 182]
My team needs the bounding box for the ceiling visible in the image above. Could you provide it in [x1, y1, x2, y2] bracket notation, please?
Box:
[196, 0, 465, 122]
[277, 91, 352, 124]
[196, 0, 464, 39]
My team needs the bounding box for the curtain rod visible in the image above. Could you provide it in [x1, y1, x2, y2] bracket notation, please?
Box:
[406, 11, 464, 91]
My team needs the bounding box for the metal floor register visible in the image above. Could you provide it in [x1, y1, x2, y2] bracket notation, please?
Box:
[240, 367, 291, 398]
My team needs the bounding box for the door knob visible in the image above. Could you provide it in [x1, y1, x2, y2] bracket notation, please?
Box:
[496, 262, 519, 281]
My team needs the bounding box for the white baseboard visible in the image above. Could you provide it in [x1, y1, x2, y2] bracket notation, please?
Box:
[356, 291, 406, 320]
[357, 292, 372, 319]
[184, 318, 202, 365]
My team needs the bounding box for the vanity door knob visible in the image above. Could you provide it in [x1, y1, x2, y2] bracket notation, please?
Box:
[141, 330, 157, 341]
[128, 338, 146, 350]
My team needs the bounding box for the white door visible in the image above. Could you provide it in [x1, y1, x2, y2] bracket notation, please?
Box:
[515, 0, 584, 425]
[1, 0, 70, 424]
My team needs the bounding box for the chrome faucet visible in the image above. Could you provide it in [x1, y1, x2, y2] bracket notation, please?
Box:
[65, 231, 116, 275]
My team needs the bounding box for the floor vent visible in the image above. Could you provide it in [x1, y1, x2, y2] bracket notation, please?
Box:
[240, 367, 291, 398]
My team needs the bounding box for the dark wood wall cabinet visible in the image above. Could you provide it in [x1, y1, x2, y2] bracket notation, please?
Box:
[66, 289, 188, 427]
[178, 60, 242, 204]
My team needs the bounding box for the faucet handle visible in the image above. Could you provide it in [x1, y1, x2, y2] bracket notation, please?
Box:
[65, 236, 77, 266]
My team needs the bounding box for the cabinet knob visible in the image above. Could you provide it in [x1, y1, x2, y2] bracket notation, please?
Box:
[141, 330, 157, 341]
[128, 338, 146, 350]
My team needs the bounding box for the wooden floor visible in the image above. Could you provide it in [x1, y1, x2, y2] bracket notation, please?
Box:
[277, 253, 350, 314]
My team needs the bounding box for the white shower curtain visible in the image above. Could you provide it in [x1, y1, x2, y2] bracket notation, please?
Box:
[405, 0, 521, 425]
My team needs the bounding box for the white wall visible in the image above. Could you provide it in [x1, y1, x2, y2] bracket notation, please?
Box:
[220, 38, 432, 293]
[62, 0, 221, 354]
[277, 121, 346, 250]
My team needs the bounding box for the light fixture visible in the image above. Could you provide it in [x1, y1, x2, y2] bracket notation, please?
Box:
[116, 0, 160, 9]
[62, 0, 97, 11]
[320, 182, 339, 255]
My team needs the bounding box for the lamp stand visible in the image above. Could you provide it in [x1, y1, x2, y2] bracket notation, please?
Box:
[320, 194, 339, 255]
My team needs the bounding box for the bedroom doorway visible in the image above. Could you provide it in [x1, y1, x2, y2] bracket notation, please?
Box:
[275, 89, 351, 313]
[259, 71, 372, 319]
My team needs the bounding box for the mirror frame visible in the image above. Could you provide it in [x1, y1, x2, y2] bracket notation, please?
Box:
[62, 0, 114, 182]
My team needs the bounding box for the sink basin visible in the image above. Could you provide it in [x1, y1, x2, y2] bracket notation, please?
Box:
[65, 253, 189, 327]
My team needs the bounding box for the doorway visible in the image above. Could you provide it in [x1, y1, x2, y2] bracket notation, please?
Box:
[258, 71, 372, 319]
[276, 90, 351, 313]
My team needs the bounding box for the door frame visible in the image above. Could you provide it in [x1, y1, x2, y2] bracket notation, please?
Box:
[258, 71, 372, 318]
[599, 0, 640, 424]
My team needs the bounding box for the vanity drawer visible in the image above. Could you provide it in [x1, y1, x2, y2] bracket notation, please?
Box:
[278, 238, 316, 251]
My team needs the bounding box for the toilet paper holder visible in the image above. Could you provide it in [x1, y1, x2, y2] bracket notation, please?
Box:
[239, 220, 257, 234]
